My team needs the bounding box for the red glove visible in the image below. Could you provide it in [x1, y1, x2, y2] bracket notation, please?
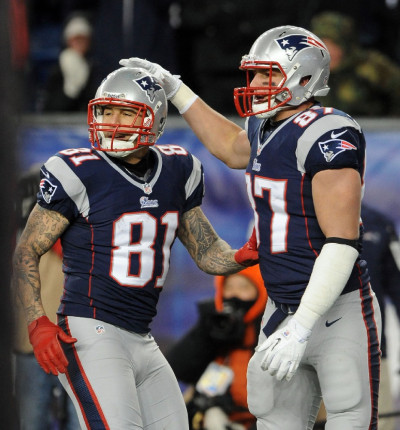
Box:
[28, 316, 77, 375]
[234, 227, 259, 266]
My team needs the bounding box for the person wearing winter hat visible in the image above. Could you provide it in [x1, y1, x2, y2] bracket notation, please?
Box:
[42, 14, 99, 111]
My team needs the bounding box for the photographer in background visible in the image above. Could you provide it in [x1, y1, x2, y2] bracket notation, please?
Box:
[166, 266, 267, 430]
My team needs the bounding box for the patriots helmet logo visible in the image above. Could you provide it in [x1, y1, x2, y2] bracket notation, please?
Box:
[40, 178, 58, 203]
[275, 34, 326, 61]
[318, 138, 357, 162]
[134, 76, 162, 102]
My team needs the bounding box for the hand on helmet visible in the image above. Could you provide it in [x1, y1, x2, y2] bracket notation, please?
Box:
[257, 317, 311, 381]
[119, 57, 182, 100]
[28, 316, 77, 375]
[234, 227, 259, 266]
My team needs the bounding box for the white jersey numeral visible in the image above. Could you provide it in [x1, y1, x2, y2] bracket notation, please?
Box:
[59, 148, 100, 166]
[110, 212, 179, 288]
[157, 145, 188, 156]
[156, 212, 179, 287]
[246, 174, 289, 253]
[293, 111, 318, 127]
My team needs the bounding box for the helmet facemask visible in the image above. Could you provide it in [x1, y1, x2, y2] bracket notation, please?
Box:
[88, 98, 157, 158]
[234, 60, 293, 119]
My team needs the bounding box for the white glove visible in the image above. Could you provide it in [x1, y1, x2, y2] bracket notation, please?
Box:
[119, 57, 198, 114]
[257, 317, 311, 382]
[119, 57, 182, 99]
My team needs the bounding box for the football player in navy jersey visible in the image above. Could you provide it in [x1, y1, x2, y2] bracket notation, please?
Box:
[122, 25, 382, 429]
[12, 67, 257, 430]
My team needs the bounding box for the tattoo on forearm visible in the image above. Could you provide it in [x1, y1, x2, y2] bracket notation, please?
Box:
[179, 207, 242, 275]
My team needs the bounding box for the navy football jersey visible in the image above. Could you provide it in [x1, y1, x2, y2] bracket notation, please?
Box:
[246, 105, 368, 305]
[37, 145, 204, 333]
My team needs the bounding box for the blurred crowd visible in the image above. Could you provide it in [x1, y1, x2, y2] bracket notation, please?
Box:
[12, 0, 400, 115]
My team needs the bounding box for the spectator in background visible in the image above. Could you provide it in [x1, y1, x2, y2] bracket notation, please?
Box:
[167, 265, 267, 430]
[41, 14, 100, 111]
[311, 11, 400, 117]
[13, 168, 79, 430]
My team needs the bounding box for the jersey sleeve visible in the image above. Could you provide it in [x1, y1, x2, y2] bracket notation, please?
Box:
[297, 114, 365, 178]
[37, 155, 83, 222]
[182, 154, 205, 213]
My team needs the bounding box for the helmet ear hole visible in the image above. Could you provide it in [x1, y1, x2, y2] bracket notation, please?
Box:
[300, 75, 312, 86]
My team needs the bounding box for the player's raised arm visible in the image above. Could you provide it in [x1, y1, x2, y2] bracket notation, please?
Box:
[182, 99, 250, 169]
[119, 57, 251, 169]
[12, 204, 76, 375]
[178, 206, 258, 275]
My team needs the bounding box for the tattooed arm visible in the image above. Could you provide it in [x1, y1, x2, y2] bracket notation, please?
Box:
[178, 206, 243, 275]
[12, 204, 70, 325]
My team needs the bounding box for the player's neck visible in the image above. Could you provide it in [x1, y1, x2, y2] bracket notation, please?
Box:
[113, 149, 155, 181]
[123, 147, 150, 164]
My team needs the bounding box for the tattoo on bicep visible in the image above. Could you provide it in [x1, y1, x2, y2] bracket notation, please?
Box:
[13, 206, 69, 321]
[25, 205, 69, 256]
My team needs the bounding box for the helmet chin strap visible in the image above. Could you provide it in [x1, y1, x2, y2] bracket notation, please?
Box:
[255, 106, 284, 119]
[99, 132, 140, 158]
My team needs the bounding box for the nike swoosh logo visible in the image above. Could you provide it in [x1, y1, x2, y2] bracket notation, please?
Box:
[325, 317, 342, 327]
[331, 130, 347, 139]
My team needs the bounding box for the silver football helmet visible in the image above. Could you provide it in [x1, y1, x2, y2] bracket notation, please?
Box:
[88, 67, 167, 158]
[234, 26, 331, 119]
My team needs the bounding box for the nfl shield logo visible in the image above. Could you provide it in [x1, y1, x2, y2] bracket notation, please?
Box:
[143, 183, 152, 194]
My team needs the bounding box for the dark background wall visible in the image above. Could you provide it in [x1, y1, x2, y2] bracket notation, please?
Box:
[1, 0, 19, 427]
[25, 0, 400, 113]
